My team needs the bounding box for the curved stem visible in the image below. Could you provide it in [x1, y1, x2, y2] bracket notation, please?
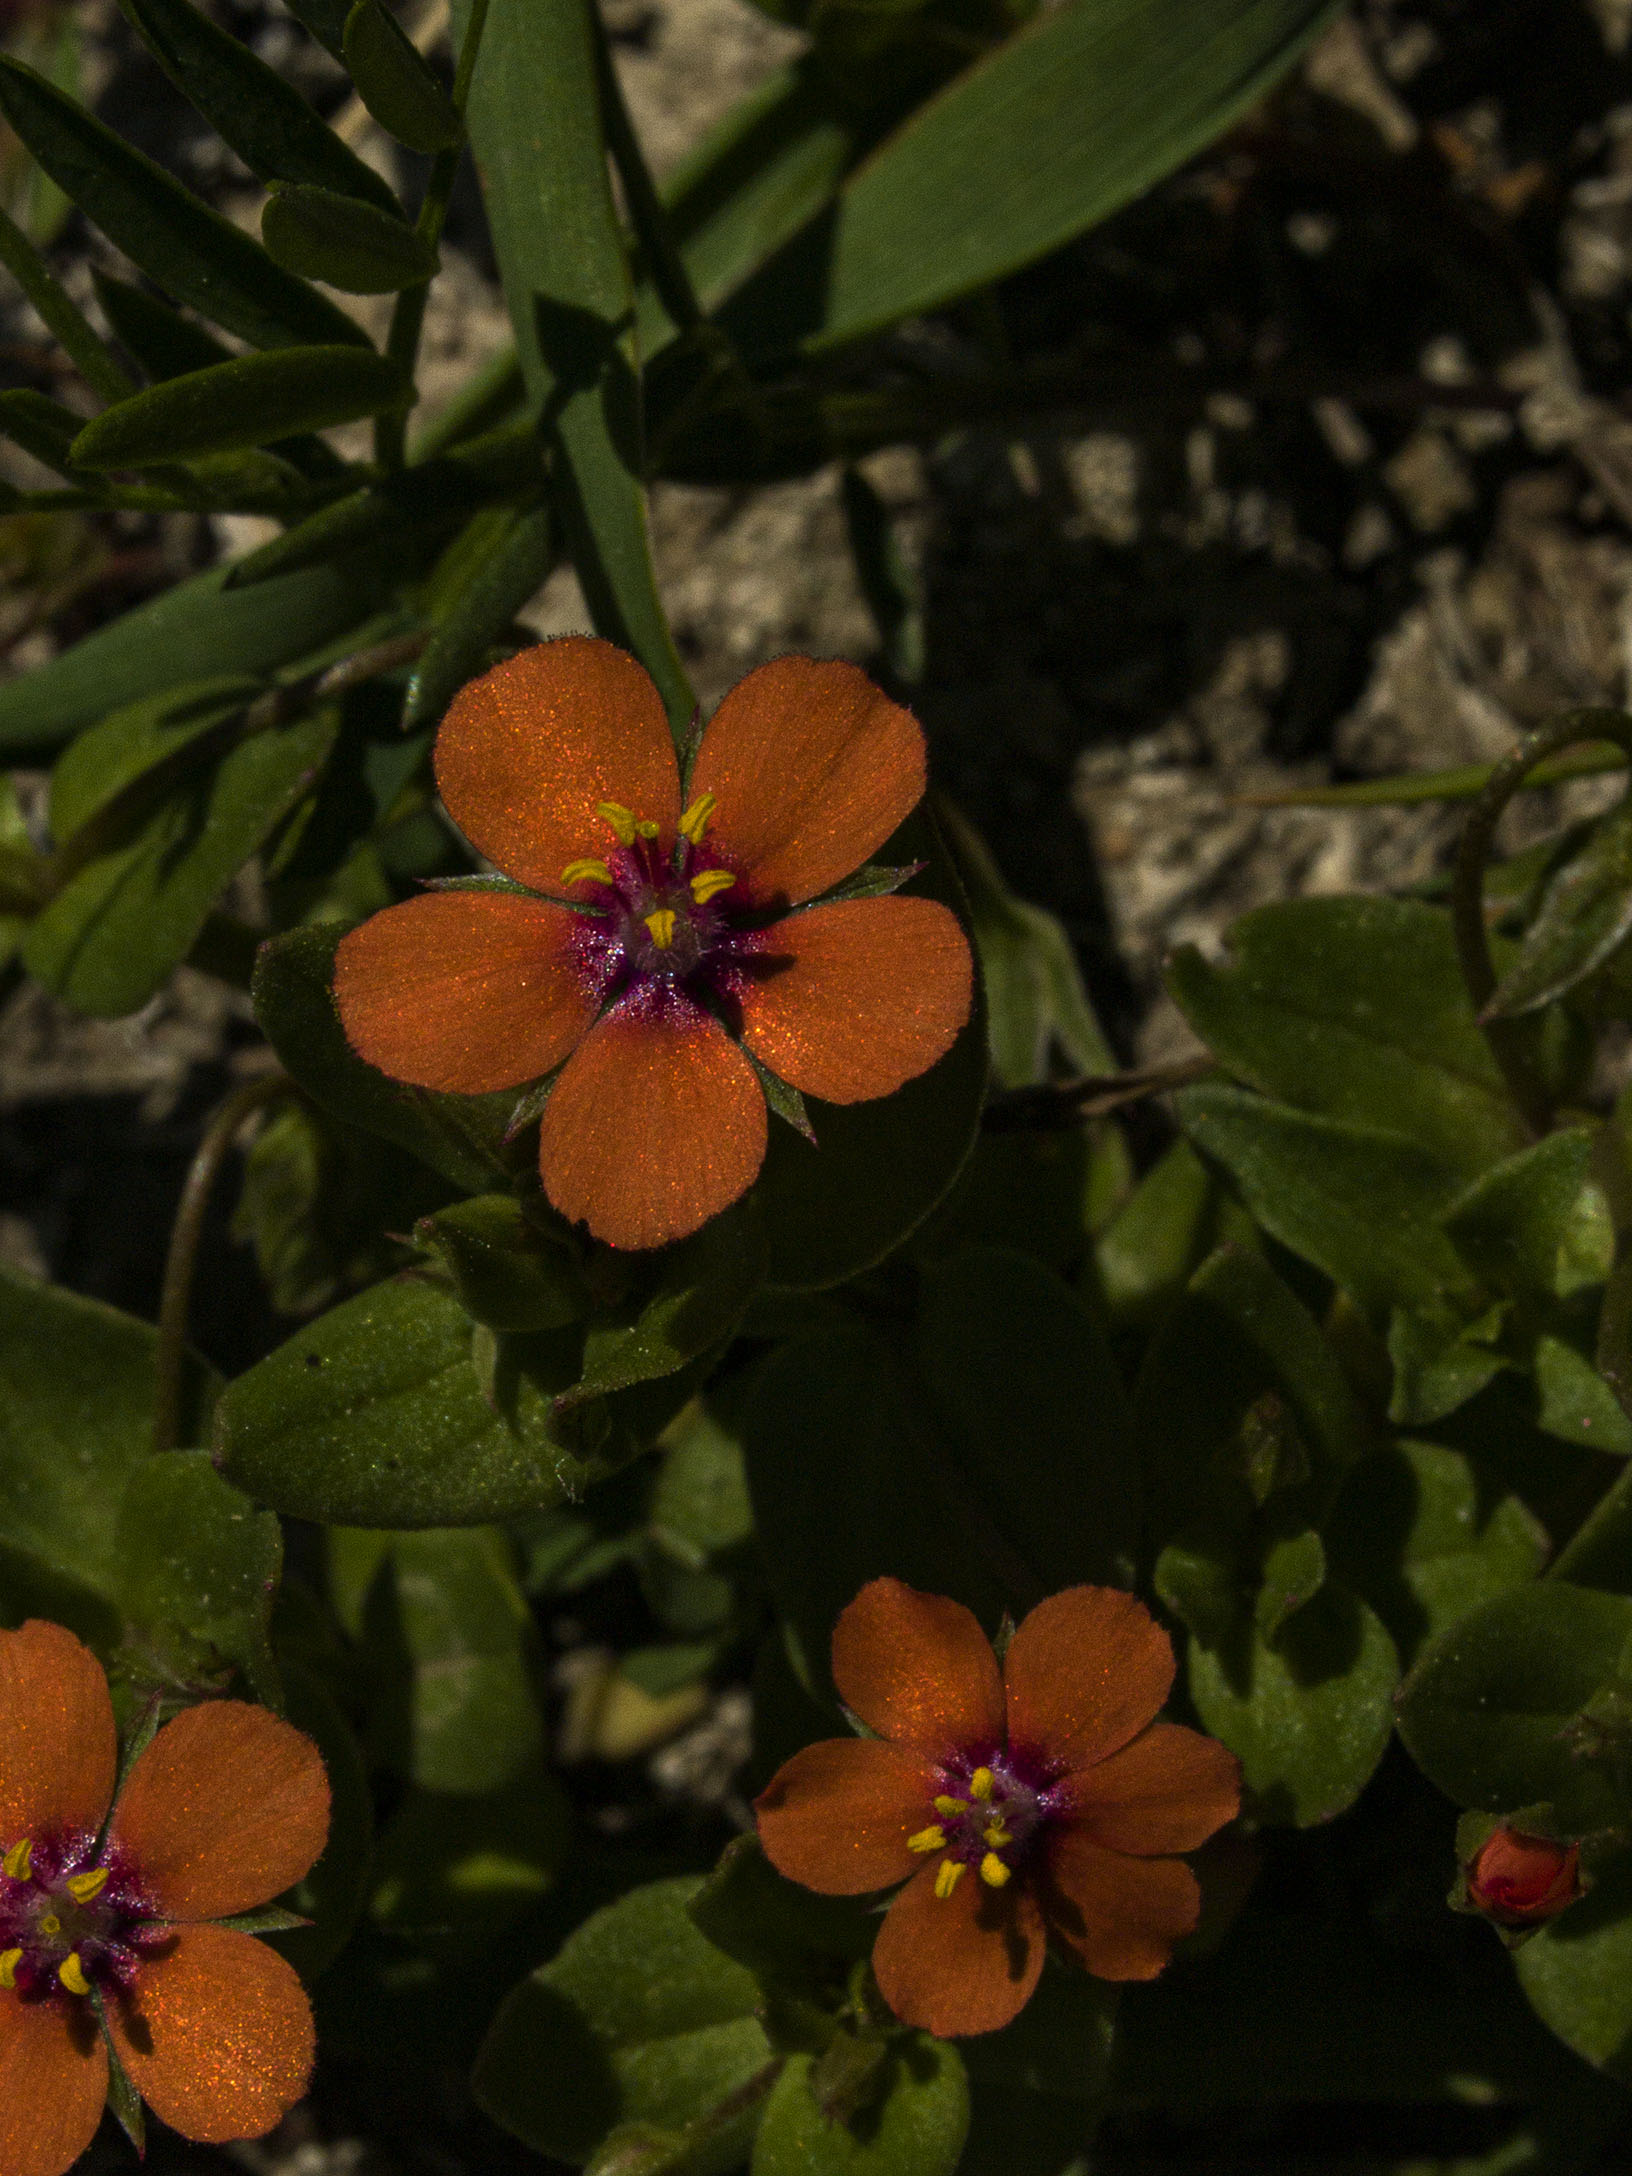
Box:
[1452, 706, 1632, 1137]
[151, 1073, 295, 1453]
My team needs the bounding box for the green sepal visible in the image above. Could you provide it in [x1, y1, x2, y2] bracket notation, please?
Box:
[748, 1050, 816, 1143]
[88, 1987, 145, 2157]
[213, 1905, 314, 1934]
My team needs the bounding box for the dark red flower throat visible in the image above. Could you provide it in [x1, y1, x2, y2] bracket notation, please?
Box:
[0, 1830, 164, 2006]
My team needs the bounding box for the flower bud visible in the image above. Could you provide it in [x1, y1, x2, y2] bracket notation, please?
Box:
[1464, 1828, 1582, 1929]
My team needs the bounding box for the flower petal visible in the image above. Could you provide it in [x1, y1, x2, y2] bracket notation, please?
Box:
[1040, 1828, 1199, 1981]
[1004, 1587, 1174, 1777]
[737, 898, 972, 1104]
[831, 1579, 1004, 1758]
[110, 1925, 313, 2144]
[538, 987, 767, 1250]
[0, 1995, 107, 2176]
[871, 1858, 1044, 2037]
[0, 1621, 116, 1852]
[108, 1701, 329, 1923]
[689, 657, 926, 908]
[435, 636, 681, 892]
[333, 890, 601, 1095]
[1061, 1724, 1240, 1855]
[754, 1738, 934, 1895]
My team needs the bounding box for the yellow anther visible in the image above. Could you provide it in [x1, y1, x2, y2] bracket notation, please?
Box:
[907, 1825, 947, 1855]
[689, 868, 736, 905]
[678, 792, 717, 845]
[934, 1859, 966, 1900]
[644, 909, 678, 950]
[65, 1869, 108, 1904]
[0, 1949, 19, 1989]
[933, 1796, 966, 1820]
[983, 1822, 1013, 1849]
[38, 1915, 59, 1937]
[635, 819, 660, 840]
[562, 858, 613, 888]
[968, 1767, 995, 1802]
[1, 1839, 31, 1880]
[596, 801, 637, 847]
[57, 1954, 89, 1997]
[979, 1852, 1012, 1889]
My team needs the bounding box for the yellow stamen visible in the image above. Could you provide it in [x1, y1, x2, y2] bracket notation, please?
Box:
[635, 819, 660, 840]
[0, 1949, 19, 1989]
[689, 868, 736, 905]
[65, 1869, 108, 1904]
[38, 1915, 59, 1937]
[969, 1767, 995, 1802]
[979, 1852, 1011, 1889]
[644, 909, 678, 950]
[907, 1825, 947, 1855]
[562, 858, 613, 888]
[678, 792, 717, 845]
[934, 1859, 966, 1900]
[1, 1839, 31, 1880]
[596, 801, 637, 847]
[933, 1796, 967, 1819]
[983, 1822, 1012, 1848]
[57, 1954, 89, 1997]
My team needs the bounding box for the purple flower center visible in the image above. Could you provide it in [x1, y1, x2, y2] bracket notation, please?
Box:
[910, 1751, 1065, 1901]
[0, 1830, 165, 2005]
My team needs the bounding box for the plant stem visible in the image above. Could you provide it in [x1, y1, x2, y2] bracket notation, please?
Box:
[591, 6, 705, 338]
[152, 1072, 295, 1452]
[983, 1054, 1216, 1132]
[1451, 706, 1632, 1137]
[0, 203, 134, 407]
[376, 0, 495, 470]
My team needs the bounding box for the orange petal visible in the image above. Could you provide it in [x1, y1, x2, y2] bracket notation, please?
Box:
[754, 1738, 935, 1895]
[0, 1996, 107, 2176]
[0, 1621, 116, 1852]
[1061, 1724, 1240, 1855]
[110, 1925, 313, 2144]
[688, 657, 926, 908]
[1040, 1828, 1200, 1981]
[538, 988, 766, 1250]
[108, 1701, 329, 1923]
[435, 637, 681, 891]
[1003, 1587, 1174, 1778]
[831, 1579, 1004, 1758]
[737, 897, 972, 1104]
[871, 1858, 1044, 2037]
[333, 890, 600, 1094]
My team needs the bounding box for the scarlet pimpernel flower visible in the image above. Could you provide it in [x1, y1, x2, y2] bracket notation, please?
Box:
[333, 637, 974, 1250]
[754, 1579, 1240, 2038]
[0, 1619, 330, 2176]
[1462, 1827, 1583, 1932]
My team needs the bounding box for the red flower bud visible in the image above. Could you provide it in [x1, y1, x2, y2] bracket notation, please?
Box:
[1465, 1828, 1582, 1928]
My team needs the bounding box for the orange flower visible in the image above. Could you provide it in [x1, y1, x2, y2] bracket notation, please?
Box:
[754, 1580, 1240, 2038]
[1463, 1827, 1582, 1930]
[333, 638, 973, 1250]
[0, 1620, 330, 2176]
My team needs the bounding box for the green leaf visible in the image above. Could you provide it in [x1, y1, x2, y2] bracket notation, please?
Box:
[343, 0, 462, 153]
[119, 0, 400, 213]
[93, 270, 233, 380]
[263, 184, 438, 294]
[1187, 1581, 1398, 1827]
[1533, 1330, 1632, 1456]
[0, 386, 85, 475]
[1094, 1136, 1224, 1330]
[116, 1451, 282, 1701]
[1168, 897, 1523, 1180]
[916, 1245, 1139, 1592]
[959, 1966, 1118, 2105]
[0, 557, 393, 758]
[748, 0, 1337, 355]
[48, 675, 262, 841]
[1552, 1459, 1632, 1595]
[0, 57, 371, 352]
[71, 348, 408, 468]
[1327, 1438, 1548, 1668]
[402, 505, 553, 730]
[474, 1878, 772, 2166]
[252, 922, 519, 1195]
[1441, 1130, 1613, 1301]
[1177, 1082, 1478, 1323]
[752, 2044, 968, 2176]
[1396, 1583, 1632, 1831]
[371, 1526, 543, 1790]
[284, 0, 351, 61]
[1488, 797, 1632, 1019]
[368, 1758, 568, 1951]
[687, 1837, 872, 1995]
[1513, 1851, 1632, 2083]
[212, 1275, 620, 1525]
[415, 1194, 585, 1332]
[452, 0, 695, 730]
[1254, 1527, 1325, 1642]
[563, 1202, 765, 1410]
[24, 707, 338, 1018]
